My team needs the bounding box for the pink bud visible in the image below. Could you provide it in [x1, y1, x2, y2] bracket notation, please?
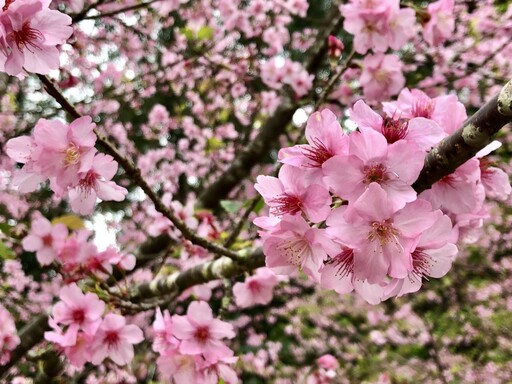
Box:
[328, 35, 344, 58]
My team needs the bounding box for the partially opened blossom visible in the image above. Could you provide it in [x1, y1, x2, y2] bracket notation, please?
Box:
[323, 128, 424, 210]
[0, 0, 73, 75]
[68, 153, 128, 215]
[233, 267, 279, 308]
[350, 99, 445, 150]
[254, 165, 331, 222]
[172, 301, 235, 363]
[51, 283, 105, 334]
[327, 183, 438, 283]
[90, 314, 144, 366]
[257, 214, 340, 281]
[22, 216, 68, 265]
[360, 53, 404, 102]
[476, 141, 512, 201]
[0, 305, 19, 365]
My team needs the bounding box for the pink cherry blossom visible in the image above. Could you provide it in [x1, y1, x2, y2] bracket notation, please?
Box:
[33, 116, 97, 192]
[384, 213, 457, 297]
[350, 99, 445, 150]
[254, 165, 331, 223]
[0, 305, 19, 365]
[0, 0, 73, 75]
[44, 320, 92, 368]
[326, 183, 438, 284]
[22, 216, 68, 265]
[323, 128, 424, 210]
[51, 283, 105, 334]
[423, 0, 455, 46]
[68, 153, 128, 215]
[382, 88, 467, 134]
[153, 308, 179, 353]
[90, 313, 144, 366]
[278, 109, 348, 181]
[258, 214, 340, 281]
[172, 301, 235, 363]
[360, 53, 405, 101]
[233, 267, 278, 308]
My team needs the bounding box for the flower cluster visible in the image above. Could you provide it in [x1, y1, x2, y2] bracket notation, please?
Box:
[0, 0, 73, 76]
[153, 301, 238, 383]
[254, 96, 511, 304]
[44, 283, 144, 367]
[22, 215, 135, 275]
[0, 304, 20, 365]
[5, 116, 128, 215]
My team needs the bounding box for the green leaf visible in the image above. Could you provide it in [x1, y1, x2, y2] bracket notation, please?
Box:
[51, 215, 85, 230]
[0, 223, 12, 235]
[220, 200, 243, 213]
[0, 240, 15, 260]
[197, 26, 214, 40]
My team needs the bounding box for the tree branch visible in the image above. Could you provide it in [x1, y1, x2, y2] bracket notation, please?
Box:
[413, 79, 512, 193]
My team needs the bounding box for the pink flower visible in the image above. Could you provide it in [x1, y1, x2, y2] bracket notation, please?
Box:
[172, 301, 235, 363]
[382, 88, 467, 135]
[327, 183, 437, 283]
[90, 314, 144, 366]
[0, 0, 73, 75]
[33, 116, 97, 192]
[360, 53, 405, 101]
[278, 109, 348, 181]
[233, 268, 278, 308]
[258, 214, 340, 281]
[22, 216, 68, 265]
[68, 153, 128, 215]
[51, 283, 105, 334]
[323, 128, 424, 210]
[44, 320, 93, 368]
[255, 165, 331, 223]
[327, 35, 344, 58]
[384, 212, 457, 297]
[153, 308, 179, 353]
[350, 99, 445, 150]
[423, 0, 454, 46]
[317, 354, 338, 370]
[476, 141, 512, 201]
[419, 158, 485, 215]
[0, 305, 19, 365]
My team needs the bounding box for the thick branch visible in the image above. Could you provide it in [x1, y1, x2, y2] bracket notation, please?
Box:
[198, 9, 344, 210]
[413, 80, 512, 193]
[118, 249, 265, 302]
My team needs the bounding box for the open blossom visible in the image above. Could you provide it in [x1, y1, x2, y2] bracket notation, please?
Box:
[233, 268, 279, 308]
[254, 164, 331, 223]
[0, 305, 20, 365]
[476, 141, 512, 201]
[350, 99, 445, 150]
[327, 183, 438, 284]
[172, 301, 235, 363]
[51, 283, 105, 334]
[256, 214, 340, 281]
[323, 128, 424, 210]
[360, 53, 405, 101]
[68, 153, 128, 215]
[90, 314, 144, 366]
[384, 213, 457, 298]
[22, 216, 68, 265]
[382, 88, 467, 134]
[0, 0, 73, 75]
[278, 109, 348, 182]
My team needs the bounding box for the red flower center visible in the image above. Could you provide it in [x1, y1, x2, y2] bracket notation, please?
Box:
[10, 21, 44, 53]
[270, 193, 303, 216]
[105, 330, 120, 347]
[382, 116, 409, 143]
[194, 326, 210, 343]
[363, 162, 388, 184]
[302, 138, 334, 167]
[326, 248, 354, 278]
[72, 309, 85, 324]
